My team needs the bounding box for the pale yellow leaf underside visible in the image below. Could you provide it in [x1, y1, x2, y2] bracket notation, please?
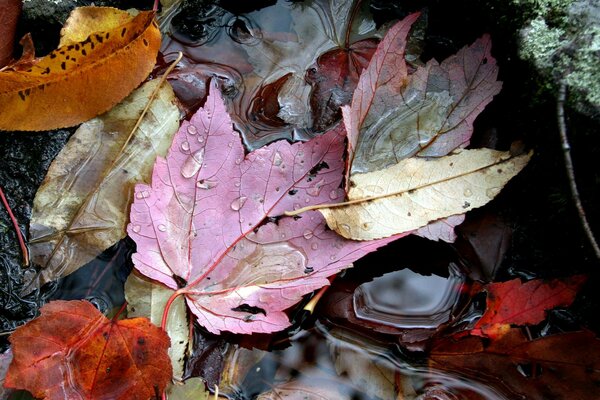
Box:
[320, 148, 531, 240]
[125, 272, 189, 381]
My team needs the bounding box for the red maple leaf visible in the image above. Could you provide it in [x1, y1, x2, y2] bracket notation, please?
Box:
[5, 300, 171, 400]
[472, 276, 586, 338]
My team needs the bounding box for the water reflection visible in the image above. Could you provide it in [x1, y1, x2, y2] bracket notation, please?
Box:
[161, 0, 378, 149]
[215, 322, 507, 399]
[354, 265, 465, 329]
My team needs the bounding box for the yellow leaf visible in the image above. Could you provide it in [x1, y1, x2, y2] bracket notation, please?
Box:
[0, 7, 160, 131]
[59, 7, 136, 47]
[293, 149, 530, 240]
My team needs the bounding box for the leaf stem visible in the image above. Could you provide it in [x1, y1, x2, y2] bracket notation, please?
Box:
[0, 184, 29, 266]
[556, 82, 600, 260]
[344, 0, 363, 48]
[161, 289, 185, 331]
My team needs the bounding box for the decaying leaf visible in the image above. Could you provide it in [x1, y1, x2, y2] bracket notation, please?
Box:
[0, 0, 21, 67]
[59, 7, 135, 48]
[472, 276, 586, 338]
[128, 84, 400, 334]
[5, 300, 172, 400]
[430, 329, 600, 399]
[344, 13, 502, 173]
[0, 7, 160, 131]
[125, 271, 189, 380]
[256, 379, 352, 400]
[27, 80, 180, 291]
[166, 378, 210, 400]
[294, 148, 530, 240]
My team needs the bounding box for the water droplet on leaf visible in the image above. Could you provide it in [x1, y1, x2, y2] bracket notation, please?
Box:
[181, 149, 205, 178]
[230, 196, 248, 211]
[157, 224, 167, 232]
[303, 229, 313, 239]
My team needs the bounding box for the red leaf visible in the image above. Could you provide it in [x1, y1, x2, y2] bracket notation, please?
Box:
[472, 276, 586, 338]
[5, 300, 171, 400]
[128, 84, 400, 334]
[430, 328, 600, 399]
[0, 0, 21, 67]
[307, 38, 378, 132]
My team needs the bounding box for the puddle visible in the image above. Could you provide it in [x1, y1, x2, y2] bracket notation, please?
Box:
[354, 265, 465, 329]
[161, 0, 378, 149]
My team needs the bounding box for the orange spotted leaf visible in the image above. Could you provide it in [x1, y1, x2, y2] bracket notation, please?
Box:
[472, 276, 586, 338]
[5, 300, 172, 400]
[0, 7, 160, 131]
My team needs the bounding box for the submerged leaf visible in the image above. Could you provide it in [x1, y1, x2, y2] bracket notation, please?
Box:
[430, 329, 600, 399]
[472, 276, 586, 338]
[129, 84, 399, 334]
[0, 8, 160, 131]
[346, 14, 502, 173]
[5, 300, 171, 400]
[302, 148, 530, 240]
[125, 272, 189, 380]
[28, 80, 180, 291]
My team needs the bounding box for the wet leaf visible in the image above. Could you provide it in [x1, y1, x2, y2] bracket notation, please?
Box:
[307, 39, 378, 131]
[472, 276, 587, 338]
[345, 13, 502, 173]
[430, 329, 600, 399]
[0, 7, 160, 131]
[0, 0, 21, 67]
[28, 80, 180, 291]
[59, 7, 135, 48]
[330, 341, 396, 399]
[342, 13, 419, 171]
[166, 377, 210, 400]
[163, 0, 378, 148]
[256, 379, 352, 400]
[310, 148, 530, 240]
[128, 84, 400, 334]
[125, 271, 189, 380]
[5, 300, 172, 400]
[0, 348, 14, 399]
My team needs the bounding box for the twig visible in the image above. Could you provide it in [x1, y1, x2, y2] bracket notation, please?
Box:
[556, 82, 600, 260]
[0, 184, 29, 266]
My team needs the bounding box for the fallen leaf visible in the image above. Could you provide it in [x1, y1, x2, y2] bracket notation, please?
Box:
[166, 377, 210, 400]
[256, 379, 352, 400]
[330, 339, 397, 399]
[0, 0, 21, 67]
[297, 148, 530, 240]
[0, 348, 14, 399]
[27, 79, 180, 291]
[0, 7, 160, 131]
[59, 7, 135, 48]
[307, 38, 378, 131]
[125, 271, 189, 381]
[5, 300, 172, 400]
[128, 84, 400, 334]
[342, 13, 419, 171]
[430, 329, 600, 399]
[454, 213, 513, 281]
[346, 14, 502, 173]
[472, 276, 586, 338]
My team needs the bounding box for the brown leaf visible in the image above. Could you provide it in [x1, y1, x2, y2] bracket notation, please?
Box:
[292, 149, 530, 240]
[5, 300, 172, 400]
[430, 329, 600, 399]
[0, 0, 21, 67]
[0, 7, 160, 131]
[27, 80, 180, 291]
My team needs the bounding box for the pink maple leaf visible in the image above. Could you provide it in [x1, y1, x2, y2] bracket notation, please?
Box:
[128, 84, 401, 334]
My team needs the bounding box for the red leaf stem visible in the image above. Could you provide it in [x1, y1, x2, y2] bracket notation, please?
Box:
[0, 184, 29, 266]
